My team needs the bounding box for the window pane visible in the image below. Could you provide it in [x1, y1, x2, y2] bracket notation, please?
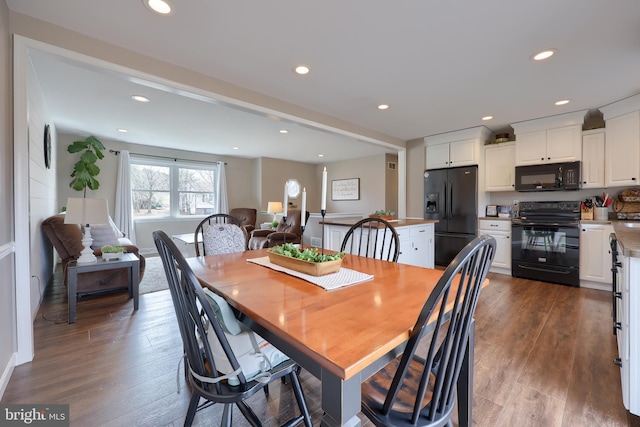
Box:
[132, 164, 170, 217]
[178, 167, 216, 216]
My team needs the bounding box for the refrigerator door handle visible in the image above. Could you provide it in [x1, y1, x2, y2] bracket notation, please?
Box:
[449, 181, 453, 220]
[443, 181, 448, 218]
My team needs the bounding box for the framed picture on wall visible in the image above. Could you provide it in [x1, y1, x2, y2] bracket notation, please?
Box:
[331, 178, 360, 201]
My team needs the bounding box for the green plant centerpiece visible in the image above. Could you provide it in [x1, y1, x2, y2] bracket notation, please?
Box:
[68, 135, 106, 196]
[268, 243, 344, 276]
[271, 220, 279, 229]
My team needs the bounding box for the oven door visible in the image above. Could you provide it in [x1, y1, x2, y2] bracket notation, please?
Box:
[511, 220, 580, 286]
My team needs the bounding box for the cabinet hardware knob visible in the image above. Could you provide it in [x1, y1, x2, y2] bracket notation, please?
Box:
[541, 157, 544, 160]
[633, 177, 637, 181]
[583, 181, 587, 184]
[548, 157, 551, 160]
[614, 357, 622, 367]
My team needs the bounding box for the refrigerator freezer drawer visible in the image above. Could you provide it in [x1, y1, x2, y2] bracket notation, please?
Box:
[434, 232, 476, 266]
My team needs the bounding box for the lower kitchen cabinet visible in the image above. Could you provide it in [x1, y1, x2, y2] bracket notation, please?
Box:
[395, 224, 434, 269]
[324, 222, 434, 268]
[579, 223, 613, 290]
[478, 218, 511, 275]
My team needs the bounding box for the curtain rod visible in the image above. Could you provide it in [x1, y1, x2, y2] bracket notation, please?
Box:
[109, 149, 227, 165]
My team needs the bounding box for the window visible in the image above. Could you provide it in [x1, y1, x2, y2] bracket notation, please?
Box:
[131, 158, 217, 219]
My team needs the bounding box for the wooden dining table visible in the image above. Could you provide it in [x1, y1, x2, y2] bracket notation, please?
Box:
[186, 249, 475, 427]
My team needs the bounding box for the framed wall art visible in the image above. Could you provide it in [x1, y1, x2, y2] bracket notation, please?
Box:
[331, 178, 360, 201]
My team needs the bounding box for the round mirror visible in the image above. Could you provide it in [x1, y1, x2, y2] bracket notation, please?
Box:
[286, 179, 301, 198]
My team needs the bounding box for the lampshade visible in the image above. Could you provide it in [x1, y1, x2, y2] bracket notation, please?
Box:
[64, 198, 110, 226]
[267, 201, 283, 214]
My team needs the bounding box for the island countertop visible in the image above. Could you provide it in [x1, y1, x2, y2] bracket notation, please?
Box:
[321, 217, 439, 227]
[613, 221, 640, 258]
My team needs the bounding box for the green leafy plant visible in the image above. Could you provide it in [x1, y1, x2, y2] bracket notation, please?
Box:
[68, 136, 106, 196]
[271, 220, 279, 229]
[101, 245, 126, 254]
[371, 210, 395, 216]
[270, 243, 344, 263]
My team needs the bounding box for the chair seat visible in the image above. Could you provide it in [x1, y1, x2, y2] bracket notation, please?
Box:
[362, 357, 436, 414]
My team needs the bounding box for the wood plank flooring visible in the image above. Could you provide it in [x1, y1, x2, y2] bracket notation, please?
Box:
[3, 269, 640, 426]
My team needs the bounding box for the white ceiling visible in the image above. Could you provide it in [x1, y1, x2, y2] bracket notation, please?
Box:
[7, 0, 640, 163]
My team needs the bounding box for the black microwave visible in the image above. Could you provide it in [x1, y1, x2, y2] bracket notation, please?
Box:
[515, 161, 581, 191]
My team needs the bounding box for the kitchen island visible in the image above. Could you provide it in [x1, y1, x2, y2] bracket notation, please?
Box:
[321, 217, 438, 268]
[611, 221, 640, 416]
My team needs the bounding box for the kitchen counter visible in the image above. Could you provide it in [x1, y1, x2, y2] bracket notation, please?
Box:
[478, 216, 512, 221]
[613, 221, 640, 258]
[321, 217, 438, 227]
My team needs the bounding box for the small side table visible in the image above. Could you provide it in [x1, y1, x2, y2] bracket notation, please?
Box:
[67, 253, 140, 324]
[172, 233, 203, 257]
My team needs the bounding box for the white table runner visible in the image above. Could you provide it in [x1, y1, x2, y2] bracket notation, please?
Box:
[247, 256, 373, 291]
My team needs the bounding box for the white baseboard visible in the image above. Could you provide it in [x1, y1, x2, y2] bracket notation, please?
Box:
[580, 280, 610, 292]
[0, 352, 16, 400]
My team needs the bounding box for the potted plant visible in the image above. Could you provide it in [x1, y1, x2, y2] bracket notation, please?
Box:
[369, 210, 395, 221]
[271, 220, 279, 229]
[101, 245, 126, 261]
[68, 135, 106, 196]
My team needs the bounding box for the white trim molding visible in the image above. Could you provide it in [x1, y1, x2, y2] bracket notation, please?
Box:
[0, 352, 16, 400]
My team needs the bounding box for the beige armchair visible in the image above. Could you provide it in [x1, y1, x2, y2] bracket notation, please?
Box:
[248, 209, 310, 250]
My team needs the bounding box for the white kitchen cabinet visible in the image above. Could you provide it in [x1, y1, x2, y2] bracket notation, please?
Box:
[425, 126, 493, 170]
[514, 125, 582, 165]
[579, 223, 613, 288]
[511, 110, 587, 166]
[605, 111, 640, 187]
[426, 138, 477, 169]
[478, 219, 511, 275]
[601, 94, 640, 187]
[484, 142, 515, 191]
[396, 224, 434, 269]
[581, 129, 605, 189]
[324, 222, 434, 268]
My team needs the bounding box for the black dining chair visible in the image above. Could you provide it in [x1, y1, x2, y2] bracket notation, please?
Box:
[360, 235, 496, 427]
[153, 230, 312, 427]
[340, 217, 401, 262]
[194, 213, 248, 256]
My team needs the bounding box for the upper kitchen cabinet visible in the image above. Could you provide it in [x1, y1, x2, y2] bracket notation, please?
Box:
[512, 110, 588, 166]
[581, 129, 605, 189]
[484, 142, 515, 191]
[601, 94, 640, 187]
[425, 126, 493, 169]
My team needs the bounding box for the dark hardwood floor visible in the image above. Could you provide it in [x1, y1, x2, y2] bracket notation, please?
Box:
[3, 269, 640, 426]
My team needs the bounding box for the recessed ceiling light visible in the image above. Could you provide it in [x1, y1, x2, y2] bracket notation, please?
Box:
[531, 49, 557, 61]
[117, 128, 128, 133]
[294, 65, 310, 75]
[318, 154, 324, 157]
[144, 0, 172, 15]
[377, 104, 390, 110]
[482, 116, 493, 121]
[555, 99, 570, 106]
[232, 146, 239, 150]
[279, 129, 288, 134]
[131, 95, 150, 103]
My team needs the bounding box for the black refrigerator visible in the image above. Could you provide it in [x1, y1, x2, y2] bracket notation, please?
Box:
[424, 165, 478, 266]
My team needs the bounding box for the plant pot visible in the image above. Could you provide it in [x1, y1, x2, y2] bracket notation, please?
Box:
[101, 252, 123, 261]
[267, 251, 342, 276]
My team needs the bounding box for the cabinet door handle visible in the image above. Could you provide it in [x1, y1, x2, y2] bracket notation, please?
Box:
[633, 177, 637, 181]
[541, 157, 544, 161]
[614, 357, 622, 368]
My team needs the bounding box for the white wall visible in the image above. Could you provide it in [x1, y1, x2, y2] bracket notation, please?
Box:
[27, 60, 58, 318]
[0, 0, 16, 399]
[406, 138, 425, 218]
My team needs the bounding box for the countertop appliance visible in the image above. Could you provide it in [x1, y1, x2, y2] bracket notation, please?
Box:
[515, 161, 581, 192]
[424, 165, 477, 266]
[511, 201, 581, 287]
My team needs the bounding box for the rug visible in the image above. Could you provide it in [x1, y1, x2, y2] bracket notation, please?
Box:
[139, 256, 169, 294]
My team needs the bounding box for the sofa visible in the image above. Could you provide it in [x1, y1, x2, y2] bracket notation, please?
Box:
[42, 213, 146, 295]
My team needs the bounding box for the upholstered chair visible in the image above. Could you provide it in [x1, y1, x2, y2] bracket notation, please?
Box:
[229, 208, 257, 234]
[248, 209, 310, 250]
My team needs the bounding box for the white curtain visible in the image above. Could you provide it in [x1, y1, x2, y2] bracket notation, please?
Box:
[114, 150, 137, 243]
[216, 161, 229, 214]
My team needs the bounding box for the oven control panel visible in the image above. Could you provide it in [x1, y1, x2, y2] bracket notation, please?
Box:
[519, 201, 581, 212]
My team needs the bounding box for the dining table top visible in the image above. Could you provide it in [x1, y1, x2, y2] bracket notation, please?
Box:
[185, 249, 450, 381]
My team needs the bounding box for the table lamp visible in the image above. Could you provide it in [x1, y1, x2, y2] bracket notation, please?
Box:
[64, 197, 110, 264]
[267, 201, 283, 223]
